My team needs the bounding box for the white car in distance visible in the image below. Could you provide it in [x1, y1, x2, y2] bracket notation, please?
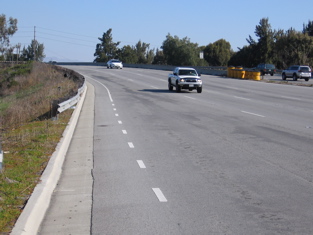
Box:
[107, 59, 123, 69]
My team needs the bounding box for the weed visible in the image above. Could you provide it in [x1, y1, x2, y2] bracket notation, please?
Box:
[0, 62, 80, 233]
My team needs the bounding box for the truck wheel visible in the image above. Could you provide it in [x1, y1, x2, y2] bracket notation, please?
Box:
[293, 74, 298, 81]
[176, 83, 181, 93]
[282, 73, 286, 80]
[197, 87, 202, 93]
[305, 78, 309, 81]
[168, 81, 173, 91]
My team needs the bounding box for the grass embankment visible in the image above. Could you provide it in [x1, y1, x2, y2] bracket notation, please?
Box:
[0, 62, 80, 233]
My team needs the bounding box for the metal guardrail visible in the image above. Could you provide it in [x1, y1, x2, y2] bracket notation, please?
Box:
[0, 146, 3, 171]
[0, 68, 86, 172]
[57, 81, 86, 114]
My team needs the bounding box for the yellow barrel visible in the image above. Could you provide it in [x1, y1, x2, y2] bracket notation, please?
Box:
[252, 71, 261, 80]
[230, 68, 235, 78]
[239, 69, 245, 79]
[235, 67, 243, 78]
[227, 66, 235, 77]
[245, 70, 250, 79]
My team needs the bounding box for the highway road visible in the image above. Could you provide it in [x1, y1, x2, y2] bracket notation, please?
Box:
[66, 66, 313, 234]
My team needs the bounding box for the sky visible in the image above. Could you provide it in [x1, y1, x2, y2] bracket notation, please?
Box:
[2, 0, 313, 62]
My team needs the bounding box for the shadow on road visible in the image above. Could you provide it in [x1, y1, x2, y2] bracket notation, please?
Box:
[139, 89, 199, 93]
[139, 89, 172, 93]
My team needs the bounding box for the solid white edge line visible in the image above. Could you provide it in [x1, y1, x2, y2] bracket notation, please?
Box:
[85, 75, 113, 102]
[280, 96, 301, 101]
[234, 96, 251, 100]
[136, 160, 146, 169]
[241, 111, 265, 118]
[152, 188, 167, 202]
[184, 96, 196, 100]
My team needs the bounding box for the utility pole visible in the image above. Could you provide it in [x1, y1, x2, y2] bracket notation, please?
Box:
[33, 26, 36, 61]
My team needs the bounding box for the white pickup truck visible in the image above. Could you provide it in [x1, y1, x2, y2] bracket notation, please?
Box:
[168, 67, 202, 93]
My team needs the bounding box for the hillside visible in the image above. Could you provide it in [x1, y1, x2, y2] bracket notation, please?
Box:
[0, 62, 82, 233]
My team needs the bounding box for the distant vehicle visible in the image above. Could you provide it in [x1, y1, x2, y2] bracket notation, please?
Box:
[282, 65, 311, 81]
[256, 63, 276, 76]
[107, 59, 123, 69]
[168, 67, 202, 93]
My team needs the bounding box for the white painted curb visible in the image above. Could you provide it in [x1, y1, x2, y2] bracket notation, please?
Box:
[11, 85, 88, 235]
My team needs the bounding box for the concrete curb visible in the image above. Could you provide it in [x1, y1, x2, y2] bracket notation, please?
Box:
[11, 84, 88, 235]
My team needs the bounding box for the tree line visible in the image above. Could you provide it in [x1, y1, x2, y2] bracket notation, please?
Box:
[94, 18, 313, 69]
[0, 14, 45, 62]
[2, 13, 313, 69]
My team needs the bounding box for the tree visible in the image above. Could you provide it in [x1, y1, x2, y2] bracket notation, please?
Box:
[254, 18, 274, 64]
[274, 28, 313, 67]
[0, 14, 18, 59]
[134, 40, 155, 64]
[94, 28, 120, 62]
[204, 39, 232, 66]
[228, 45, 256, 67]
[303, 20, 313, 36]
[152, 48, 165, 64]
[161, 34, 200, 66]
[21, 39, 45, 61]
[135, 40, 150, 64]
[119, 45, 138, 63]
[229, 18, 275, 67]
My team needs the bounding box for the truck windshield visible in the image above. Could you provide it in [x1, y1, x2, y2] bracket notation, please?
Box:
[179, 70, 197, 76]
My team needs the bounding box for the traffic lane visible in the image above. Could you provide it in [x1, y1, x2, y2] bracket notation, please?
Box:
[83, 67, 313, 188]
[86, 75, 185, 234]
[68, 66, 313, 185]
[84, 70, 243, 233]
[93, 69, 313, 234]
[67, 67, 309, 234]
[202, 84, 313, 138]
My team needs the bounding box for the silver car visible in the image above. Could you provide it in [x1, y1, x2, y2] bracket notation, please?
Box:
[107, 59, 123, 69]
[282, 65, 311, 81]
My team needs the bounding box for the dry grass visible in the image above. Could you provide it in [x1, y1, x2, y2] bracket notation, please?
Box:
[0, 62, 80, 128]
[0, 62, 81, 233]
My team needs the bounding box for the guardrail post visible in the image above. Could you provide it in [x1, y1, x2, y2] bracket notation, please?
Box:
[0, 141, 3, 172]
[51, 100, 59, 120]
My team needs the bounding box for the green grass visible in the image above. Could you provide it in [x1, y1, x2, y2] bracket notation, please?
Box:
[0, 112, 73, 232]
[0, 62, 79, 233]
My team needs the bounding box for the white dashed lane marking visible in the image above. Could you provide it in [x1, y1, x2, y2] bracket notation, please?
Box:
[137, 160, 146, 169]
[152, 188, 167, 202]
[234, 96, 250, 101]
[108, 99, 168, 202]
[241, 111, 265, 118]
[184, 96, 196, 100]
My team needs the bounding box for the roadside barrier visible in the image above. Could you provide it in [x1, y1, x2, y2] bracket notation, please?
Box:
[228, 67, 261, 80]
[0, 142, 3, 171]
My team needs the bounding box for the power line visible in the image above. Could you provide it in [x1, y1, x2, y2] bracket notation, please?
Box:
[37, 36, 95, 48]
[36, 31, 97, 44]
[36, 26, 96, 39]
